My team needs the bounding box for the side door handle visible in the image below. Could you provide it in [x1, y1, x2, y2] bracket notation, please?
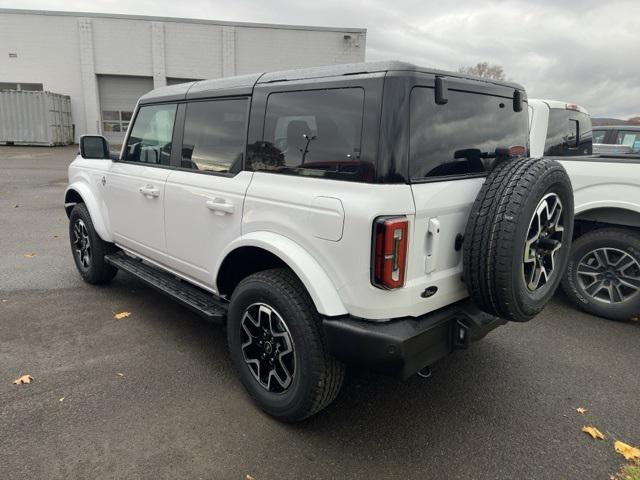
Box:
[205, 198, 235, 215]
[139, 185, 160, 198]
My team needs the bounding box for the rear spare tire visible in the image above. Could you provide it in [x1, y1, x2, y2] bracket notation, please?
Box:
[463, 157, 574, 321]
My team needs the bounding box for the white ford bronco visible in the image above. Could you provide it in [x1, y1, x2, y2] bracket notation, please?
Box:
[529, 100, 640, 320]
[65, 62, 575, 421]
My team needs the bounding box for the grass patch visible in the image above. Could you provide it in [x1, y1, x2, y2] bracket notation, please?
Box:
[615, 460, 640, 480]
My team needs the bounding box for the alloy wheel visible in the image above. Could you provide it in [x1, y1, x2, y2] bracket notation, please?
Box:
[72, 219, 91, 269]
[576, 247, 640, 304]
[523, 193, 564, 291]
[240, 303, 295, 393]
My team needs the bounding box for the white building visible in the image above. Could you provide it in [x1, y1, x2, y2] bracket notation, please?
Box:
[0, 9, 366, 142]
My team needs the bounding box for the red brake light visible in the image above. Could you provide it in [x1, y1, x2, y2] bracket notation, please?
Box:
[372, 216, 408, 289]
[566, 103, 580, 111]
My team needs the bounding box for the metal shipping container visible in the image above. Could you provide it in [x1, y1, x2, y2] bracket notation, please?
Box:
[0, 90, 73, 146]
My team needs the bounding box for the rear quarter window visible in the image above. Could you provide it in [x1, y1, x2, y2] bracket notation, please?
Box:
[409, 87, 529, 181]
[249, 88, 372, 182]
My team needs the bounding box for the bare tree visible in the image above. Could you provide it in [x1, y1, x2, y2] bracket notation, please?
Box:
[458, 62, 506, 81]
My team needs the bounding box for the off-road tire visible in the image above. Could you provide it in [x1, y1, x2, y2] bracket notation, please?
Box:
[69, 203, 118, 284]
[463, 157, 574, 321]
[561, 228, 640, 321]
[227, 268, 345, 422]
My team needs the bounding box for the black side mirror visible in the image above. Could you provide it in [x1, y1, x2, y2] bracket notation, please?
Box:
[79, 135, 110, 159]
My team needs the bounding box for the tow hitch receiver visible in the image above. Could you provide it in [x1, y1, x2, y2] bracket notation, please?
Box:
[451, 318, 470, 349]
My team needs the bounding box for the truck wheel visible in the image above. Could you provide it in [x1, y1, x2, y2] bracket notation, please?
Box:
[463, 157, 574, 322]
[69, 203, 118, 284]
[561, 228, 640, 321]
[227, 268, 345, 422]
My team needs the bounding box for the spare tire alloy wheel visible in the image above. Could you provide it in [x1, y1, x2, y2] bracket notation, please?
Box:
[523, 193, 565, 292]
[577, 248, 640, 304]
[240, 303, 296, 393]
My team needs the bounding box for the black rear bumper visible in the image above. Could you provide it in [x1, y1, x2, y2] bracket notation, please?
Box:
[322, 300, 506, 379]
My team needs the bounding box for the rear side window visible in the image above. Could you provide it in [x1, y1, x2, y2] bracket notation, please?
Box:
[250, 88, 370, 182]
[614, 130, 640, 151]
[124, 103, 177, 165]
[409, 87, 529, 180]
[544, 109, 592, 156]
[181, 99, 248, 174]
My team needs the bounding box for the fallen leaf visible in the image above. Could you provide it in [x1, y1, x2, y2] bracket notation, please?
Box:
[13, 204, 19, 208]
[13, 374, 34, 385]
[246, 475, 256, 480]
[24, 253, 36, 258]
[615, 441, 640, 461]
[116, 372, 124, 377]
[113, 311, 131, 320]
[59, 397, 65, 402]
[52, 235, 59, 239]
[583, 426, 605, 440]
[577, 407, 587, 414]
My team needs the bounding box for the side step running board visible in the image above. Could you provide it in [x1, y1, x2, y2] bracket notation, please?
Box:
[105, 252, 227, 322]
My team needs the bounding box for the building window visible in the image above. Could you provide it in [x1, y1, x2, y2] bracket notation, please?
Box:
[0, 82, 43, 91]
[102, 110, 133, 133]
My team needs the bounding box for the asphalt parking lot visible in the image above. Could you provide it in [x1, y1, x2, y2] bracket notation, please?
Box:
[1, 145, 639, 480]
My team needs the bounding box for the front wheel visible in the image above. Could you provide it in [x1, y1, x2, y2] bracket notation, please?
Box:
[227, 269, 344, 422]
[561, 228, 640, 321]
[69, 203, 118, 284]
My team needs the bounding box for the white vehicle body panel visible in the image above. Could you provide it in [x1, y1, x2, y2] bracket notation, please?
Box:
[163, 170, 254, 285]
[216, 231, 349, 317]
[104, 162, 171, 263]
[65, 158, 114, 242]
[559, 160, 640, 216]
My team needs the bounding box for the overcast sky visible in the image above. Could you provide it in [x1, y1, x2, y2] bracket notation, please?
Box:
[2, 0, 638, 118]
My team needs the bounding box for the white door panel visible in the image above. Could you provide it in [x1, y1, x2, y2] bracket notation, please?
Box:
[163, 170, 253, 286]
[105, 162, 170, 261]
[409, 177, 485, 302]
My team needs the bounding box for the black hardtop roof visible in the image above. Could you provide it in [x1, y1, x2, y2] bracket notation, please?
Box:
[138, 61, 524, 104]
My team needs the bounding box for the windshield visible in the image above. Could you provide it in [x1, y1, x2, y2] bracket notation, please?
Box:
[409, 87, 529, 181]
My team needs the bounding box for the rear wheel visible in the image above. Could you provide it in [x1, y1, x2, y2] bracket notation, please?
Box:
[227, 268, 344, 422]
[69, 203, 118, 284]
[463, 157, 574, 321]
[561, 228, 640, 321]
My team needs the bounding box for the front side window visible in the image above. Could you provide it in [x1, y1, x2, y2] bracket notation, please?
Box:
[409, 87, 529, 180]
[250, 88, 369, 182]
[592, 130, 606, 144]
[124, 104, 177, 165]
[181, 99, 248, 174]
[544, 109, 592, 156]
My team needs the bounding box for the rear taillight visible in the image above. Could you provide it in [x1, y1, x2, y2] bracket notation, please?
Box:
[372, 216, 408, 289]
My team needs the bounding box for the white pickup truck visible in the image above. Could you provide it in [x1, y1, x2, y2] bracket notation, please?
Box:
[529, 99, 640, 320]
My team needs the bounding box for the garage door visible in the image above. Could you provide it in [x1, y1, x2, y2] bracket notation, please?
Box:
[98, 75, 154, 145]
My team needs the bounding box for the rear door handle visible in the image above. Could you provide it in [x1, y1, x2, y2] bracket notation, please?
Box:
[139, 185, 160, 198]
[205, 198, 235, 215]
